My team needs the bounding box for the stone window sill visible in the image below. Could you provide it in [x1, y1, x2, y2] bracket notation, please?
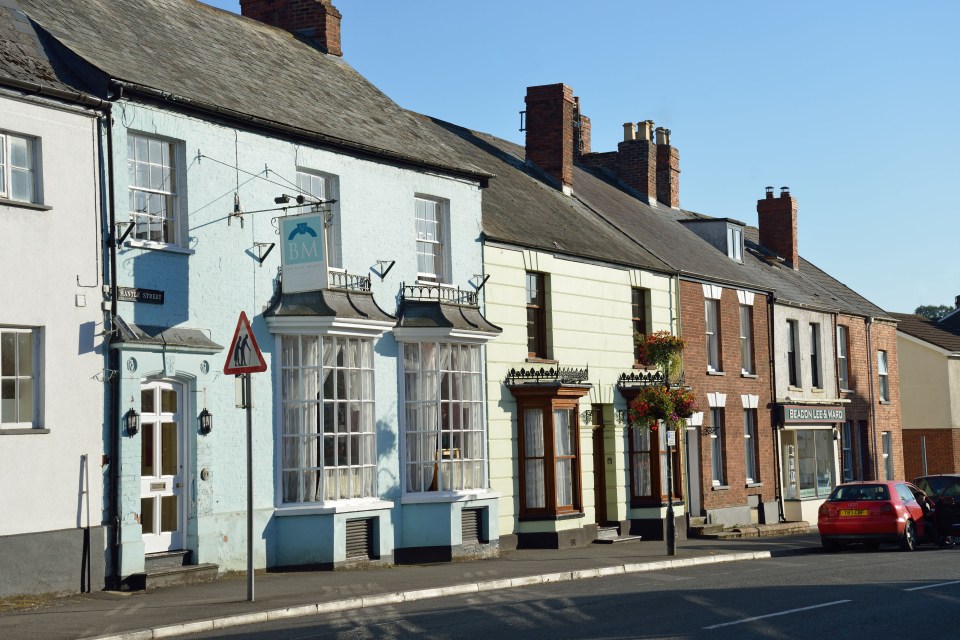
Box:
[124, 239, 196, 255]
[707, 370, 726, 376]
[746, 482, 763, 489]
[0, 428, 50, 435]
[711, 484, 730, 491]
[741, 372, 758, 379]
[0, 197, 51, 211]
[525, 357, 558, 365]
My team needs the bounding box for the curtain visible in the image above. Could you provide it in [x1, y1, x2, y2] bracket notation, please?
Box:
[524, 408, 545, 509]
[554, 409, 573, 508]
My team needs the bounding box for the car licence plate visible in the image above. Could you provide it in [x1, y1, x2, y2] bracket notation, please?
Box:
[840, 509, 868, 516]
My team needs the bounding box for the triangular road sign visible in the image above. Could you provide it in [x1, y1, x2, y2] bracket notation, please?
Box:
[224, 311, 268, 375]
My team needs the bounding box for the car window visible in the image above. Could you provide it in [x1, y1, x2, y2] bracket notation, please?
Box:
[944, 481, 960, 498]
[830, 484, 890, 501]
[896, 484, 916, 502]
[915, 476, 960, 497]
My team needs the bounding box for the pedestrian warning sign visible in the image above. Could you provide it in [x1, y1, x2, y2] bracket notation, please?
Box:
[224, 311, 267, 375]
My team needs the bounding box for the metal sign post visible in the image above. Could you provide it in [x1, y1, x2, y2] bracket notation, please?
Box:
[223, 312, 268, 603]
[666, 426, 676, 556]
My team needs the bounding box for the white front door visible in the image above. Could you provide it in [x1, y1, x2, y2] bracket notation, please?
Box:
[140, 380, 186, 554]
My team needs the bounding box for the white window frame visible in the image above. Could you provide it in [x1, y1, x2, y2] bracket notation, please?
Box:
[786, 319, 800, 387]
[744, 408, 758, 484]
[278, 334, 377, 504]
[739, 304, 753, 375]
[882, 430, 893, 480]
[414, 196, 450, 284]
[836, 325, 850, 391]
[705, 298, 721, 372]
[127, 133, 180, 246]
[710, 407, 725, 486]
[810, 323, 822, 389]
[0, 131, 40, 204]
[0, 327, 40, 428]
[296, 169, 341, 269]
[727, 225, 743, 261]
[402, 341, 486, 494]
[877, 350, 889, 402]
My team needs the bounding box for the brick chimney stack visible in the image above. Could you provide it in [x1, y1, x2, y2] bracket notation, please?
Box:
[525, 83, 576, 193]
[240, 0, 342, 56]
[614, 120, 657, 202]
[655, 127, 680, 208]
[757, 186, 799, 269]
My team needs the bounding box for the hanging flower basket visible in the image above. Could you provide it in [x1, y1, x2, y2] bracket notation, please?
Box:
[635, 330, 685, 377]
[628, 386, 699, 431]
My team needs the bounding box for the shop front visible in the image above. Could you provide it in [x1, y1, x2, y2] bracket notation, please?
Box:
[777, 404, 846, 523]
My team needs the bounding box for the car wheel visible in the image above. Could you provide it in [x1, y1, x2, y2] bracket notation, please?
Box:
[821, 536, 839, 552]
[900, 520, 917, 552]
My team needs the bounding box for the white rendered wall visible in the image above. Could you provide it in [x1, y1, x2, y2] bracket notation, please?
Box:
[0, 93, 105, 536]
[772, 304, 837, 401]
[897, 333, 958, 430]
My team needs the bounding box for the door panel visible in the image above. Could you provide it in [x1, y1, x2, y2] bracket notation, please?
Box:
[139, 381, 185, 553]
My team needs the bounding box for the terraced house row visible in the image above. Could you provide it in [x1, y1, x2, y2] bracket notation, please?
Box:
[0, 0, 903, 598]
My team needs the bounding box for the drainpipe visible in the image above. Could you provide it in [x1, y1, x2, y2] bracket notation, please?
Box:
[768, 294, 785, 522]
[866, 317, 879, 479]
[102, 106, 122, 590]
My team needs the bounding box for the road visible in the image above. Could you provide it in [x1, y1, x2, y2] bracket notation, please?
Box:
[184, 545, 960, 639]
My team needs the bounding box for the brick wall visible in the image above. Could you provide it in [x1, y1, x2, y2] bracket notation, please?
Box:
[524, 83, 575, 189]
[240, 0, 342, 56]
[903, 429, 960, 478]
[839, 315, 904, 480]
[616, 139, 657, 200]
[756, 189, 798, 268]
[680, 281, 774, 514]
[656, 143, 680, 208]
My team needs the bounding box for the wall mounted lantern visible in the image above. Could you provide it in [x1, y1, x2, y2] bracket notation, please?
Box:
[125, 408, 140, 436]
[199, 408, 213, 435]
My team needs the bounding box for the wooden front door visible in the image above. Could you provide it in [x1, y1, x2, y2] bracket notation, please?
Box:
[139, 380, 186, 554]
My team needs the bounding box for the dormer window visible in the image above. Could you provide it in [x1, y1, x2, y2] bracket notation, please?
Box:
[727, 225, 743, 261]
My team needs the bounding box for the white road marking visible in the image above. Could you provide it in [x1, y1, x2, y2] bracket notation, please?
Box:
[904, 580, 960, 592]
[703, 600, 852, 630]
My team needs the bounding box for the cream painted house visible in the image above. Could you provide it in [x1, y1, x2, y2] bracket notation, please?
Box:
[893, 311, 960, 478]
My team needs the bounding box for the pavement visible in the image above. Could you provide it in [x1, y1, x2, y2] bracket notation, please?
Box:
[0, 527, 823, 640]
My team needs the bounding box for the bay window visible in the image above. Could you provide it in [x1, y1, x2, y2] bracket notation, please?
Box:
[404, 342, 485, 493]
[280, 335, 376, 503]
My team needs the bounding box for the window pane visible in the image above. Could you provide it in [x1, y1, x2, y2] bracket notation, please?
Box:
[1, 380, 15, 422]
[161, 388, 177, 413]
[18, 378, 33, 422]
[141, 497, 156, 535]
[141, 422, 155, 476]
[16, 332, 32, 376]
[0, 333, 13, 375]
[161, 422, 178, 476]
[160, 495, 178, 533]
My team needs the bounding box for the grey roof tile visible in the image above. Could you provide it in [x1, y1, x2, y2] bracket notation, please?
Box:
[15, 0, 487, 177]
[892, 312, 960, 352]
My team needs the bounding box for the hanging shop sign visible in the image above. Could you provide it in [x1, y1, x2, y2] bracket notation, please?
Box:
[278, 211, 327, 294]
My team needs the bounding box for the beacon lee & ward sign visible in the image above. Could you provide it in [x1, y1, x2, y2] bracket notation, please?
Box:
[781, 405, 846, 424]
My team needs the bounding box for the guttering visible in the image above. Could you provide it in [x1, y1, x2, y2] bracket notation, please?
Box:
[109, 79, 493, 187]
[866, 316, 879, 479]
[0, 74, 109, 110]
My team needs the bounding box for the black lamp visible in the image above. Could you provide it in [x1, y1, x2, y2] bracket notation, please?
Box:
[125, 408, 140, 436]
[199, 408, 213, 435]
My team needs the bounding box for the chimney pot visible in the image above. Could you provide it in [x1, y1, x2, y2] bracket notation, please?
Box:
[780, 186, 791, 197]
[655, 127, 667, 145]
[955, 294, 960, 309]
[639, 121, 653, 141]
[765, 186, 775, 199]
[623, 123, 636, 141]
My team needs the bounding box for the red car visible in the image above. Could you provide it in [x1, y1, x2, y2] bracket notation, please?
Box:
[817, 481, 936, 551]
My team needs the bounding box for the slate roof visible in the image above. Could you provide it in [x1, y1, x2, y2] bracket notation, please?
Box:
[264, 289, 395, 324]
[0, 0, 93, 93]
[891, 313, 960, 353]
[418, 117, 673, 274]
[13, 0, 489, 180]
[112, 317, 223, 352]
[416, 113, 893, 322]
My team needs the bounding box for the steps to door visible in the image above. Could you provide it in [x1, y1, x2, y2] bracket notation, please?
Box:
[123, 550, 219, 591]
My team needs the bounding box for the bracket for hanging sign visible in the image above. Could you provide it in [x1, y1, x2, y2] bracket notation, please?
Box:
[253, 242, 275, 266]
[374, 259, 396, 281]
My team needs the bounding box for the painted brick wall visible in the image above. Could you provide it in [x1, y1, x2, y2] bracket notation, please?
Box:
[679, 281, 774, 514]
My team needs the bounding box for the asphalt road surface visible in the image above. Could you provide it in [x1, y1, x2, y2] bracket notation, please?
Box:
[184, 545, 960, 639]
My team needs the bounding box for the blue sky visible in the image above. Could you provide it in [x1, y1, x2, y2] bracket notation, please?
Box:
[208, 1, 959, 313]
